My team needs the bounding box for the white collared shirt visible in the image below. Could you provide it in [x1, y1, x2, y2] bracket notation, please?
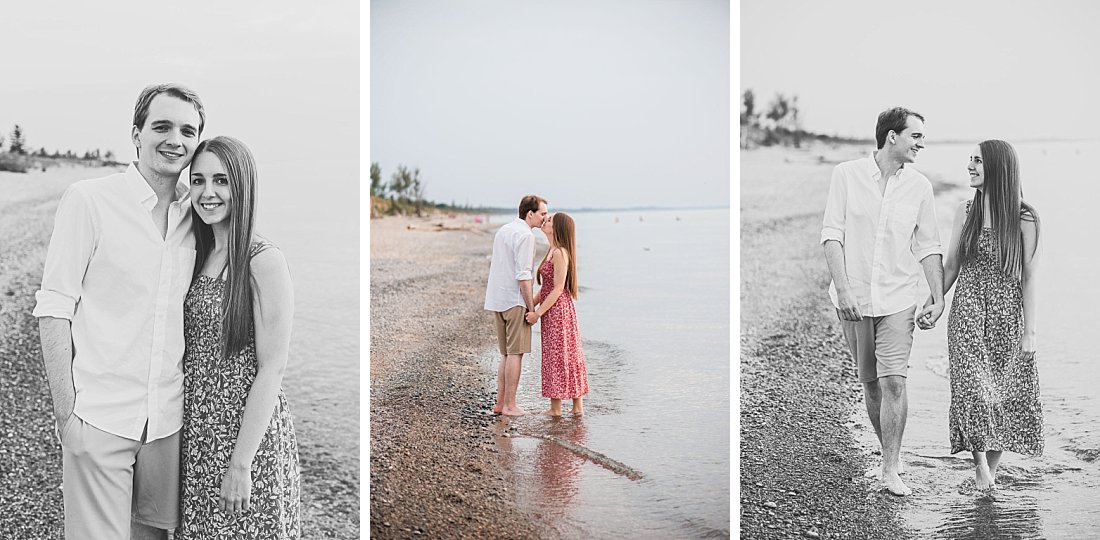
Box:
[820, 153, 942, 317]
[33, 163, 195, 442]
[484, 218, 536, 312]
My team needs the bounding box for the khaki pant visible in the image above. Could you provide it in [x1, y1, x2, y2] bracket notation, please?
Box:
[61, 415, 180, 539]
[493, 305, 532, 355]
[837, 306, 916, 383]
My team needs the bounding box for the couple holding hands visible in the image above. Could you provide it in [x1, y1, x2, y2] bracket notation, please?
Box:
[823, 107, 1042, 496]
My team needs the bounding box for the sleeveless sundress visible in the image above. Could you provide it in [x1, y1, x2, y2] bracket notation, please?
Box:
[947, 202, 1043, 456]
[179, 242, 302, 538]
[537, 250, 589, 399]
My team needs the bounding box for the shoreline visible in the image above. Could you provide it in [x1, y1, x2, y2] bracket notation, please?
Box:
[369, 215, 554, 538]
[0, 166, 358, 538]
[739, 146, 914, 539]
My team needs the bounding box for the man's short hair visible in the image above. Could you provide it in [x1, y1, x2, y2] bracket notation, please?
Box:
[518, 195, 547, 219]
[875, 107, 924, 149]
[133, 83, 206, 135]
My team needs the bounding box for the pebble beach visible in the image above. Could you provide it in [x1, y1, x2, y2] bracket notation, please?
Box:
[739, 145, 915, 539]
[369, 215, 554, 539]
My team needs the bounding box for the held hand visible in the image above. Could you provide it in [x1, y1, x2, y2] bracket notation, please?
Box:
[525, 311, 539, 324]
[219, 465, 252, 515]
[836, 290, 863, 321]
[917, 296, 944, 330]
[1020, 333, 1037, 363]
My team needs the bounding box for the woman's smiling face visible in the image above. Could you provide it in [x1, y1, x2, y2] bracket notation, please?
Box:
[189, 151, 233, 225]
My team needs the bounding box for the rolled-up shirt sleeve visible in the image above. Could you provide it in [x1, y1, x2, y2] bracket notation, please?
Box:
[911, 187, 943, 261]
[513, 232, 534, 281]
[33, 185, 97, 320]
[820, 166, 847, 245]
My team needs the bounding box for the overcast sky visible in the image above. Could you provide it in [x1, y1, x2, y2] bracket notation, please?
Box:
[0, 1, 358, 175]
[370, 0, 730, 209]
[741, 0, 1100, 143]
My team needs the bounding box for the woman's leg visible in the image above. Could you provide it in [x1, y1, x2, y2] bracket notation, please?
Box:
[542, 399, 562, 416]
[986, 450, 1003, 481]
[973, 450, 994, 489]
[571, 397, 584, 415]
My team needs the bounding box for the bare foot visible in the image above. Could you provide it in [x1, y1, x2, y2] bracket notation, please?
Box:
[974, 469, 995, 490]
[883, 473, 912, 496]
[864, 460, 904, 479]
[571, 408, 583, 415]
[492, 403, 503, 415]
[540, 409, 561, 417]
[501, 406, 527, 417]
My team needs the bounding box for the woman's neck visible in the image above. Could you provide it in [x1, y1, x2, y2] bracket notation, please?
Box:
[212, 222, 231, 248]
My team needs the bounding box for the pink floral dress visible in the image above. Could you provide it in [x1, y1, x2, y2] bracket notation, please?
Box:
[537, 250, 589, 399]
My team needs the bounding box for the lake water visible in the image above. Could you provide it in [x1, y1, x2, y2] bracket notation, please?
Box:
[849, 140, 1100, 538]
[481, 208, 730, 538]
[253, 158, 360, 450]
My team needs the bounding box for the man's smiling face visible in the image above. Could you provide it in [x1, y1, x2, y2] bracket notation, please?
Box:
[131, 94, 201, 179]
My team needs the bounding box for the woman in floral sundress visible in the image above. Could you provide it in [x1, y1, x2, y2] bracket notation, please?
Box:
[179, 136, 301, 538]
[526, 212, 589, 416]
[922, 139, 1042, 492]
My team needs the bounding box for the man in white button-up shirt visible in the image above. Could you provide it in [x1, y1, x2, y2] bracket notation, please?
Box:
[33, 84, 204, 540]
[821, 107, 945, 497]
[485, 195, 548, 417]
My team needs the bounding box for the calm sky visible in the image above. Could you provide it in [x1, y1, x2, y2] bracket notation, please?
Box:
[370, 0, 731, 209]
[741, 0, 1100, 143]
[0, 1, 358, 178]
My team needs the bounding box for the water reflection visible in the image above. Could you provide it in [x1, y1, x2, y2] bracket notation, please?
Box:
[933, 492, 1043, 540]
[533, 416, 589, 504]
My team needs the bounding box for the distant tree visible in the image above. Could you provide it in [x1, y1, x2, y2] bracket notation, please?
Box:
[765, 94, 791, 129]
[104, 149, 115, 162]
[9, 125, 26, 154]
[740, 89, 758, 127]
[65, 150, 74, 158]
[0, 134, 5, 151]
[51, 149, 60, 158]
[370, 162, 384, 197]
[411, 175, 427, 217]
[389, 165, 418, 201]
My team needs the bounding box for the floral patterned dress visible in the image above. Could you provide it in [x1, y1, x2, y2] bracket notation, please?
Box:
[179, 248, 301, 539]
[537, 249, 589, 399]
[947, 203, 1043, 456]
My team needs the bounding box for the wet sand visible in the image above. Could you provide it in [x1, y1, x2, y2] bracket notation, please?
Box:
[369, 215, 555, 538]
[0, 165, 358, 538]
[739, 144, 914, 539]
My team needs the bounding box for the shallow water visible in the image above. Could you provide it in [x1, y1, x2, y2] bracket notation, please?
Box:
[255, 158, 359, 450]
[480, 208, 730, 538]
[848, 141, 1100, 537]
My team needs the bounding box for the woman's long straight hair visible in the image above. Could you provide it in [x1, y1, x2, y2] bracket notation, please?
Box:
[954, 139, 1039, 281]
[190, 136, 258, 358]
[537, 212, 578, 299]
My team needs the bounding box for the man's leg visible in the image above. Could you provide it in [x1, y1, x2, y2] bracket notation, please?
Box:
[879, 374, 910, 495]
[130, 429, 180, 539]
[862, 379, 884, 445]
[492, 312, 508, 414]
[63, 416, 142, 540]
[502, 353, 526, 416]
[493, 355, 506, 414]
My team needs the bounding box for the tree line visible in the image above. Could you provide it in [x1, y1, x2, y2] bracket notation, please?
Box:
[740, 89, 868, 149]
[370, 162, 431, 217]
[0, 124, 122, 173]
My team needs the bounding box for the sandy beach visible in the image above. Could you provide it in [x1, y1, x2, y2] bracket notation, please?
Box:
[0, 165, 358, 538]
[739, 144, 915, 539]
[369, 215, 555, 538]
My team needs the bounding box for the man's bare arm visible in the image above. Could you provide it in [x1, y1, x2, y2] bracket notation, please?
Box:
[823, 240, 863, 321]
[519, 279, 534, 312]
[38, 317, 76, 425]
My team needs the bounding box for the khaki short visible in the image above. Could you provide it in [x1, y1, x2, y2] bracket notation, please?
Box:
[492, 305, 531, 355]
[838, 306, 915, 384]
[61, 415, 180, 538]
